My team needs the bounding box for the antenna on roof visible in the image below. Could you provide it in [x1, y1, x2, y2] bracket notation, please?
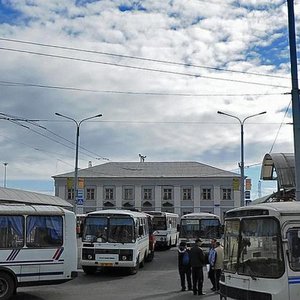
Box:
[139, 154, 146, 162]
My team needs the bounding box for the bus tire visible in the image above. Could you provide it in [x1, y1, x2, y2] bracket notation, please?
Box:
[139, 254, 145, 268]
[0, 271, 15, 300]
[82, 266, 97, 275]
[129, 257, 139, 275]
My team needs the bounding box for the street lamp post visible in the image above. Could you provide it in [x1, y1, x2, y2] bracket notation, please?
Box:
[217, 111, 266, 207]
[3, 162, 8, 188]
[55, 113, 102, 214]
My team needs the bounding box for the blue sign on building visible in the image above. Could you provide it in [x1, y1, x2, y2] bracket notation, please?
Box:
[77, 189, 85, 205]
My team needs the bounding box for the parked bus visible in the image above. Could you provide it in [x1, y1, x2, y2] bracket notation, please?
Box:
[220, 202, 300, 300]
[179, 212, 222, 253]
[0, 203, 78, 300]
[80, 209, 150, 275]
[147, 211, 179, 248]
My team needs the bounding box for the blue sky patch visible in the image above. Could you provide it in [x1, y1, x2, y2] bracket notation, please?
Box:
[119, 2, 146, 12]
[0, 2, 22, 24]
[248, 33, 289, 67]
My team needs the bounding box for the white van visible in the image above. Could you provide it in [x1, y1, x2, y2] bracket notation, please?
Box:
[80, 209, 149, 275]
[0, 203, 78, 300]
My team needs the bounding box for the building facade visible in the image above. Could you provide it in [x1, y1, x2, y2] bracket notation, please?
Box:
[53, 161, 240, 219]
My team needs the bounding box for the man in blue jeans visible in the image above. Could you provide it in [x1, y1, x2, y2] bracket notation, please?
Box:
[189, 238, 206, 295]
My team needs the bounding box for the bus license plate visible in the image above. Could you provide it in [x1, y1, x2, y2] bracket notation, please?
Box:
[99, 262, 113, 267]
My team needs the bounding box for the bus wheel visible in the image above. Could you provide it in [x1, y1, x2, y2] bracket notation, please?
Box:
[82, 266, 97, 275]
[139, 254, 145, 268]
[129, 258, 139, 275]
[0, 272, 15, 300]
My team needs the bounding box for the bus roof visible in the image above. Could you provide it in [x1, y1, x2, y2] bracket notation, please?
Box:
[0, 203, 71, 215]
[146, 211, 179, 217]
[225, 201, 300, 218]
[181, 212, 220, 219]
[86, 209, 148, 218]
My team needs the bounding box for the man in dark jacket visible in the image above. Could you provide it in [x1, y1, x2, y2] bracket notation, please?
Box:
[189, 238, 206, 295]
[178, 241, 192, 291]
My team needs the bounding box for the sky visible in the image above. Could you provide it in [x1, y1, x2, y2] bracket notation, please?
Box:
[0, 0, 298, 199]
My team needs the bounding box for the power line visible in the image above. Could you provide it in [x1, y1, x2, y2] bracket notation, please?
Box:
[269, 100, 292, 153]
[0, 113, 110, 162]
[0, 80, 288, 97]
[0, 46, 291, 89]
[0, 37, 290, 80]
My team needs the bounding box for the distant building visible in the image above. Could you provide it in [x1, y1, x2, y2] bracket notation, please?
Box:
[52, 161, 240, 219]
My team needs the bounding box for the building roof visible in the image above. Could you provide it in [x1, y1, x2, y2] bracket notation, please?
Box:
[53, 161, 239, 179]
[260, 153, 295, 189]
[0, 187, 72, 208]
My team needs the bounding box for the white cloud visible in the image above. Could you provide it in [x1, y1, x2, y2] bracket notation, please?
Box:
[0, 0, 295, 196]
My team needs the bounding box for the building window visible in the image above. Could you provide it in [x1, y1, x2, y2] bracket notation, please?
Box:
[86, 188, 95, 200]
[182, 188, 192, 200]
[104, 187, 114, 200]
[67, 188, 74, 200]
[222, 188, 232, 200]
[163, 188, 173, 200]
[123, 187, 134, 200]
[143, 188, 153, 200]
[202, 188, 212, 200]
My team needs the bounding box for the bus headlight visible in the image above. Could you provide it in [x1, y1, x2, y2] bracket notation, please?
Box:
[121, 255, 127, 261]
[88, 254, 93, 260]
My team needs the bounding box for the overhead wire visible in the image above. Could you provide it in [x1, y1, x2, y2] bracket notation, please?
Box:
[0, 80, 288, 97]
[0, 37, 290, 80]
[0, 46, 291, 89]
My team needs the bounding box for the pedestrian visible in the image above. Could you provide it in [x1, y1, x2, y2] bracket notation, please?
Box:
[178, 241, 192, 291]
[208, 239, 217, 291]
[213, 241, 224, 291]
[189, 238, 206, 296]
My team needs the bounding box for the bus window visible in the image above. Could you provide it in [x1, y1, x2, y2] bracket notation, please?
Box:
[26, 216, 63, 247]
[152, 217, 167, 230]
[237, 218, 284, 278]
[287, 228, 300, 271]
[0, 216, 24, 248]
[109, 217, 134, 243]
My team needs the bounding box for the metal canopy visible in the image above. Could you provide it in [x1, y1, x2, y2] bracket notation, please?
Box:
[0, 187, 72, 208]
[260, 153, 295, 189]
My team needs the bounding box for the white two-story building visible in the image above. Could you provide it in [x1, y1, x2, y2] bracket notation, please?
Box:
[53, 161, 240, 219]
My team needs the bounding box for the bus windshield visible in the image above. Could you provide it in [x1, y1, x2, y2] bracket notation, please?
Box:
[224, 217, 284, 278]
[152, 217, 167, 230]
[179, 218, 221, 239]
[83, 216, 135, 243]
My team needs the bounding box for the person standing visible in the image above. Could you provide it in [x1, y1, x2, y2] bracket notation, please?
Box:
[213, 241, 224, 291]
[208, 239, 217, 291]
[178, 241, 192, 291]
[189, 238, 206, 295]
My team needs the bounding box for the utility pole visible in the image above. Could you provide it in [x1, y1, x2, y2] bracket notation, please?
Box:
[287, 0, 300, 201]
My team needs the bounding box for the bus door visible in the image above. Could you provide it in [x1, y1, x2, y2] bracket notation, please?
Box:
[285, 223, 300, 300]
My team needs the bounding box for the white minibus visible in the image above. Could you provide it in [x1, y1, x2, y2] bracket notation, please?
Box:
[0, 203, 78, 300]
[147, 211, 179, 248]
[179, 212, 222, 253]
[80, 209, 149, 275]
[221, 202, 300, 300]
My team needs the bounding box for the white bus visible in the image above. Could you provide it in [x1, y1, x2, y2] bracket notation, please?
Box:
[179, 212, 222, 253]
[220, 202, 300, 300]
[147, 211, 179, 248]
[80, 209, 149, 275]
[0, 203, 78, 300]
